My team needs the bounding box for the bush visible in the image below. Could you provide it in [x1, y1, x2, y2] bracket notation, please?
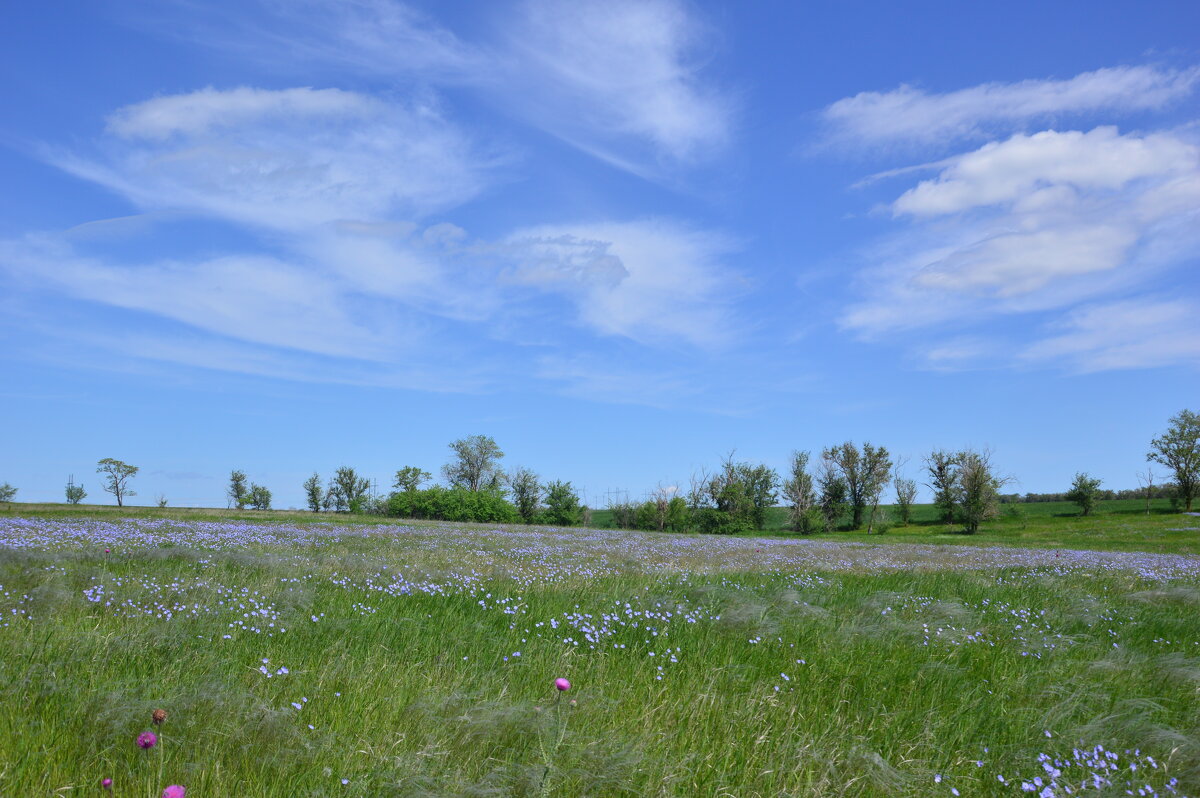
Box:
[543, 480, 582, 526]
[387, 487, 518, 524]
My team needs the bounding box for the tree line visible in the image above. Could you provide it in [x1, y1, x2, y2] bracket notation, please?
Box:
[3, 410, 1196, 533]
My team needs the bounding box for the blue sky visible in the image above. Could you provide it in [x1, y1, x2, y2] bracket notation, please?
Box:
[2, 0, 1198, 508]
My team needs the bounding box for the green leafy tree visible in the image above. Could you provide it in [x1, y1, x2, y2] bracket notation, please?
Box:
[543, 480, 582, 526]
[782, 450, 817, 534]
[227, 470, 248, 509]
[303, 473, 323, 513]
[1065, 472, 1103, 516]
[96, 458, 138, 507]
[247, 483, 272, 510]
[334, 467, 371, 513]
[823, 442, 891, 529]
[323, 478, 346, 512]
[506, 467, 542, 523]
[393, 466, 432, 493]
[893, 475, 917, 526]
[443, 435, 505, 492]
[0, 483, 16, 502]
[65, 481, 86, 505]
[924, 450, 960, 525]
[1148, 409, 1200, 511]
[957, 449, 1007, 534]
[818, 455, 848, 532]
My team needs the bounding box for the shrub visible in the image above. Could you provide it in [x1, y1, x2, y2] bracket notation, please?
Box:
[387, 487, 518, 524]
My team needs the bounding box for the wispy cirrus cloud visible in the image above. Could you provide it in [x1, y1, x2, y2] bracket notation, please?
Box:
[130, 0, 735, 176]
[53, 86, 502, 232]
[822, 64, 1200, 150]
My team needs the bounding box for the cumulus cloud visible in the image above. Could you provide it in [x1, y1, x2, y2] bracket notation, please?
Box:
[822, 64, 1200, 149]
[55, 86, 498, 231]
[842, 126, 1200, 342]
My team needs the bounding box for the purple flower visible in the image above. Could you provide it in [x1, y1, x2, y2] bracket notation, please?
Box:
[554, 678, 571, 691]
[162, 786, 186, 798]
[136, 731, 157, 749]
[102, 778, 113, 791]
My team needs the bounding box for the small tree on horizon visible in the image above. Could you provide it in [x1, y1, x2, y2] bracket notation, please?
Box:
[65, 481, 86, 505]
[957, 449, 1008, 534]
[97, 458, 138, 507]
[247, 483, 272, 510]
[303, 473, 323, 513]
[543, 480, 582, 526]
[818, 454, 848, 532]
[393, 466, 432, 493]
[1065, 472, 1103, 516]
[333, 467, 370, 513]
[0, 483, 16, 503]
[924, 449, 960, 525]
[507, 467, 542, 523]
[893, 473, 918, 526]
[443, 435, 505, 493]
[1148, 409, 1200, 511]
[227, 470, 248, 509]
[782, 450, 817, 534]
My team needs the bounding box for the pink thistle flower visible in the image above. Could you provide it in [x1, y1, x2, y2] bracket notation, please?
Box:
[136, 731, 157, 749]
[102, 778, 113, 791]
[162, 786, 186, 798]
[554, 678, 571, 691]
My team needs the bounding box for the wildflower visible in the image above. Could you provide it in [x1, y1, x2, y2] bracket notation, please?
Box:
[555, 678, 571, 691]
[152, 708, 168, 725]
[136, 732, 157, 749]
[162, 786, 186, 798]
[102, 778, 113, 791]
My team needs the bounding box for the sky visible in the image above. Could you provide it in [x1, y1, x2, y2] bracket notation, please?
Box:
[1, 0, 1198, 509]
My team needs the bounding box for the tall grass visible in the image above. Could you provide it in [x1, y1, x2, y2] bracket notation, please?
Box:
[1, 514, 1197, 795]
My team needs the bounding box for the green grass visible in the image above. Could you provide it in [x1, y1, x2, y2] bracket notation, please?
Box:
[1, 510, 1199, 795]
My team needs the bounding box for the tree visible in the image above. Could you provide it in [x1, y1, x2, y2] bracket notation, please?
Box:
[0, 483, 16, 502]
[227, 470, 248, 509]
[957, 449, 1007, 534]
[393, 466, 432, 493]
[818, 454, 848, 532]
[823, 441, 891, 529]
[1065, 472, 1103, 516]
[156, 494, 168, 508]
[702, 455, 778, 533]
[924, 450, 960, 525]
[506, 467, 542, 523]
[97, 458, 138, 507]
[323, 479, 346, 512]
[65, 481, 86, 505]
[333, 467, 371, 513]
[1136, 467, 1156, 516]
[543, 480, 582, 526]
[893, 475, 918, 526]
[1148, 409, 1200, 511]
[782, 451, 817, 534]
[303, 473, 323, 513]
[443, 435, 505, 492]
[247, 483, 272, 510]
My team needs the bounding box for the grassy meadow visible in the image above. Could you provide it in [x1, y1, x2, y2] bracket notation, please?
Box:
[2, 505, 1199, 796]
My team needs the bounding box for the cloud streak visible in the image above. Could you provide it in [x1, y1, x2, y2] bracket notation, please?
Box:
[823, 64, 1200, 149]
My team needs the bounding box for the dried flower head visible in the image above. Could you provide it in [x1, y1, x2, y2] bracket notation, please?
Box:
[136, 731, 157, 749]
[152, 709, 167, 725]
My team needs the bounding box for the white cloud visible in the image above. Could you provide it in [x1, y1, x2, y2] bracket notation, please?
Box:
[823, 64, 1200, 149]
[894, 127, 1195, 216]
[496, 0, 733, 164]
[1020, 298, 1200, 372]
[106, 86, 375, 140]
[149, 0, 733, 175]
[55, 86, 498, 231]
[505, 220, 739, 347]
[842, 126, 1200, 341]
